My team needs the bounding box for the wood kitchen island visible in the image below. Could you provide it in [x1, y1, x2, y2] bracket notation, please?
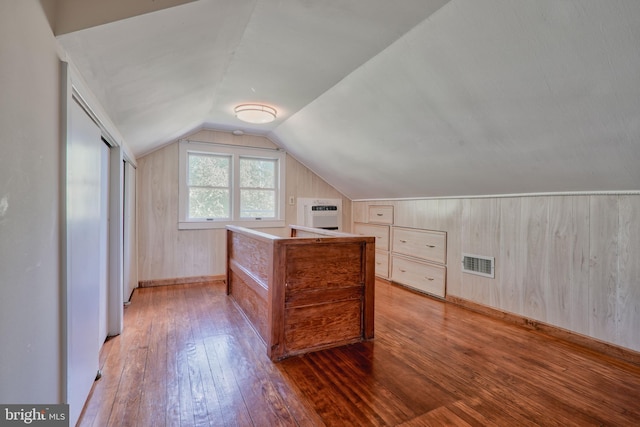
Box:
[226, 225, 375, 361]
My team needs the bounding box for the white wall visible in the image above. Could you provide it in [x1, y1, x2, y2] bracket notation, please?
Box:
[0, 0, 63, 403]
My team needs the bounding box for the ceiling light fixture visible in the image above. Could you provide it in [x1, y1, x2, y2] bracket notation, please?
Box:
[234, 104, 277, 124]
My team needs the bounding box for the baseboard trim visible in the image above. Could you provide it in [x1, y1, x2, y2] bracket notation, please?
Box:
[138, 275, 226, 288]
[446, 295, 640, 367]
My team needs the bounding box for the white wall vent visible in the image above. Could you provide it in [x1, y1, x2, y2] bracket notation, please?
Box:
[462, 253, 495, 278]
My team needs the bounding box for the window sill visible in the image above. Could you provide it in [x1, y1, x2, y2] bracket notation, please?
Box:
[178, 219, 285, 230]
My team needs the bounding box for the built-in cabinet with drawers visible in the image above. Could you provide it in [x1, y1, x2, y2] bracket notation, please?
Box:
[354, 222, 390, 278]
[353, 205, 393, 279]
[353, 203, 447, 298]
[367, 205, 394, 225]
[391, 227, 447, 298]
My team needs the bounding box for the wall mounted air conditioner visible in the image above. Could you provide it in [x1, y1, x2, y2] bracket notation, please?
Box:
[296, 198, 342, 231]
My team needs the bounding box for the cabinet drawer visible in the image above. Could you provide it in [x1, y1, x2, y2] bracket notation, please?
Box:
[391, 256, 445, 298]
[354, 223, 389, 251]
[375, 250, 389, 278]
[368, 205, 394, 224]
[392, 227, 446, 264]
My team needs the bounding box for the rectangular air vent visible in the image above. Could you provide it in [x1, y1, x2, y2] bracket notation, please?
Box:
[462, 253, 495, 278]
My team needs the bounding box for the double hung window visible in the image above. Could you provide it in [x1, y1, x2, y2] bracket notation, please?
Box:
[179, 140, 285, 229]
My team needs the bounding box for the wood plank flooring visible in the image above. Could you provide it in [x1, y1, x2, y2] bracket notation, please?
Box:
[78, 280, 640, 426]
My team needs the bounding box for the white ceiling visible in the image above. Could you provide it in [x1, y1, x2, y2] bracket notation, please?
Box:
[57, 0, 640, 199]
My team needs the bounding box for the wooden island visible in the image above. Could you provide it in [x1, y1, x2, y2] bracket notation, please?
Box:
[226, 225, 375, 361]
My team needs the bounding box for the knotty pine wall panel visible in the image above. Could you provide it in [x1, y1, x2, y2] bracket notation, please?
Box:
[546, 196, 590, 334]
[439, 199, 463, 297]
[137, 130, 349, 282]
[462, 198, 501, 307]
[355, 194, 640, 352]
[618, 196, 640, 350]
[588, 196, 619, 344]
[520, 196, 550, 322]
[498, 197, 523, 316]
[352, 201, 367, 224]
[137, 142, 227, 281]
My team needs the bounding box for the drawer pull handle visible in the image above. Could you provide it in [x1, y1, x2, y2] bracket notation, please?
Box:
[377, 213, 383, 216]
[400, 269, 406, 273]
[425, 277, 435, 281]
[425, 244, 436, 248]
[400, 239, 407, 243]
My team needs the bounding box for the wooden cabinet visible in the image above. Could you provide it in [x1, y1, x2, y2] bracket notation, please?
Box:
[352, 205, 394, 279]
[392, 227, 446, 264]
[391, 255, 446, 297]
[368, 205, 394, 224]
[354, 223, 389, 250]
[354, 222, 390, 279]
[391, 227, 447, 298]
[374, 251, 390, 279]
[227, 225, 375, 361]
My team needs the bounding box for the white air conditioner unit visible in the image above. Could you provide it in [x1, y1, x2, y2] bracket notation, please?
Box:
[296, 198, 342, 231]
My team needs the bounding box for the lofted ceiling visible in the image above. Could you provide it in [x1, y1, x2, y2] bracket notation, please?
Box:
[56, 0, 640, 200]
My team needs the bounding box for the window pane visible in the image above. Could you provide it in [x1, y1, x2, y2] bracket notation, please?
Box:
[239, 158, 276, 189]
[179, 141, 285, 228]
[240, 189, 275, 218]
[189, 188, 230, 219]
[188, 153, 229, 187]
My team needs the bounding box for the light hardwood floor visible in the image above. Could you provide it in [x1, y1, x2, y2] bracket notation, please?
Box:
[78, 280, 640, 426]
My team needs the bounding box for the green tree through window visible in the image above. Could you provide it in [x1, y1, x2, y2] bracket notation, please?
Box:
[239, 158, 276, 218]
[188, 153, 230, 219]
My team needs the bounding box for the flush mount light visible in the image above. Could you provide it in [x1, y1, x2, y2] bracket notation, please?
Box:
[234, 104, 277, 124]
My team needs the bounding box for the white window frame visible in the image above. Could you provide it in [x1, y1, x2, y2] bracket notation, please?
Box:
[178, 140, 286, 229]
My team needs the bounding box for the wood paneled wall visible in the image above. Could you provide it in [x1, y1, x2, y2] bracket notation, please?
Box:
[137, 129, 350, 282]
[355, 194, 640, 352]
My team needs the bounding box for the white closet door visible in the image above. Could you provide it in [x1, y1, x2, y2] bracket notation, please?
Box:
[66, 99, 102, 426]
[99, 141, 110, 344]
